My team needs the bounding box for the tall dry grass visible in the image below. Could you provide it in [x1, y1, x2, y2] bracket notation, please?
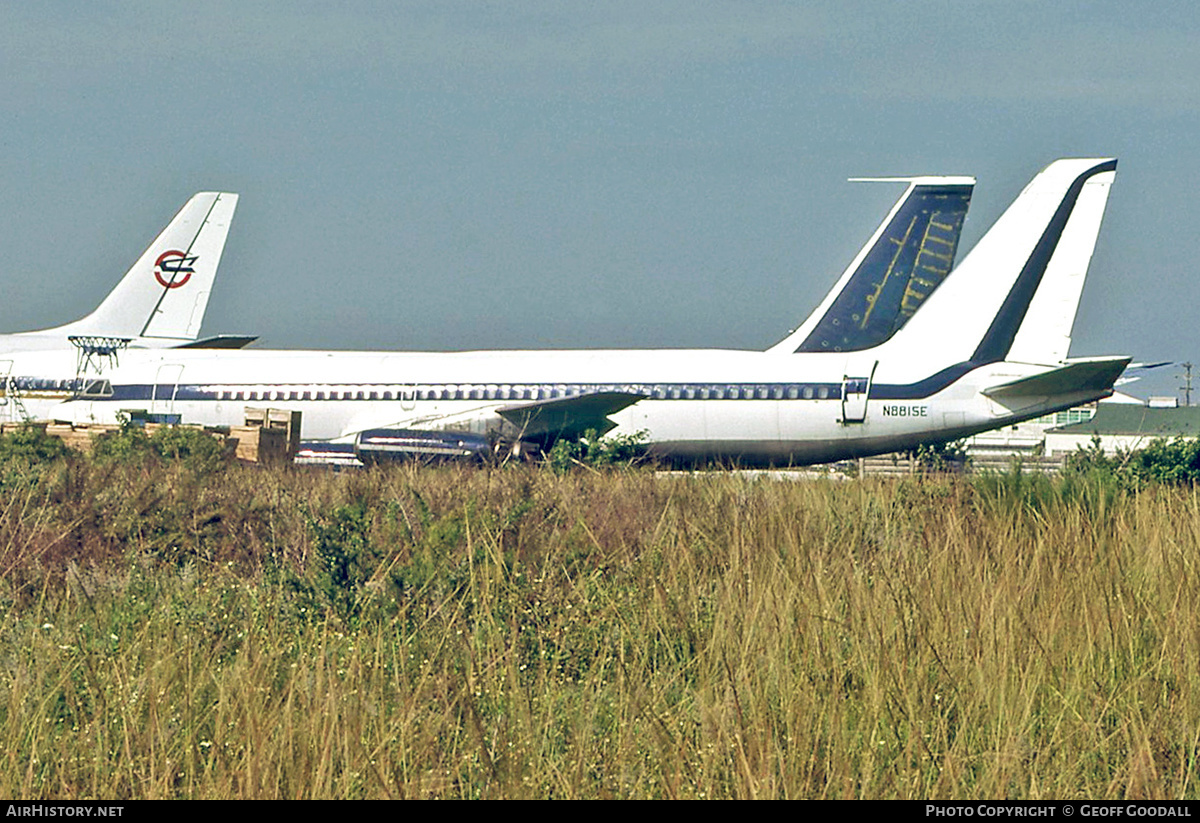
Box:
[1, 457, 1198, 798]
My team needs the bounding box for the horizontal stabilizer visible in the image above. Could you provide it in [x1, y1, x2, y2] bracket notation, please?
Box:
[497, 391, 643, 441]
[982, 356, 1131, 401]
[173, 334, 259, 349]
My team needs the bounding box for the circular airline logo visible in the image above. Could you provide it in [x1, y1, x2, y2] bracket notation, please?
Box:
[154, 250, 198, 289]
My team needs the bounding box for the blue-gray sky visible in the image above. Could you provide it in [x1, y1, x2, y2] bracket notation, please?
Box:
[2, 2, 1197, 396]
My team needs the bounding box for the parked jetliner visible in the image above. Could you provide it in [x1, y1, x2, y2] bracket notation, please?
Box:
[1, 192, 246, 353]
[11, 159, 1126, 465]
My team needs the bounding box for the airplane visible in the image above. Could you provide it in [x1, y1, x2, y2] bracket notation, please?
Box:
[6, 158, 1127, 466]
[0, 192, 248, 353]
[3, 171, 975, 431]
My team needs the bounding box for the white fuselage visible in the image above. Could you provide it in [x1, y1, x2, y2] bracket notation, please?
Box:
[3, 346, 1102, 465]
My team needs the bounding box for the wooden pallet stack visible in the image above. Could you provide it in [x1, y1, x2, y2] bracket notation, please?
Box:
[43, 423, 121, 453]
[231, 408, 302, 464]
[4, 408, 304, 465]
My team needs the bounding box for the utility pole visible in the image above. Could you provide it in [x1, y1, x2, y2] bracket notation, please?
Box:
[1181, 362, 1194, 407]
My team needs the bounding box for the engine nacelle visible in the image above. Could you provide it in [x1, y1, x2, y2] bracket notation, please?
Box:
[354, 428, 491, 463]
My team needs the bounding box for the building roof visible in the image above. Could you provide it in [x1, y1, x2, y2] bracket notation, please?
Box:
[1048, 404, 1200, 437]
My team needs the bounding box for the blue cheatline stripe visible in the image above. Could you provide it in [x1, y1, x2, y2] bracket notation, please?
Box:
[870, 362, 975, 400]
[44, 363, 984, 405]
[163, 382, 848, 402]
[971, 159, 1117, 365]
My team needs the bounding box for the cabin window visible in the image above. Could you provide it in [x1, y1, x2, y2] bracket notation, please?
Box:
[817, 387, 829, 400]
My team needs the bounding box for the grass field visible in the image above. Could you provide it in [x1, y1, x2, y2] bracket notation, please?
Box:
[1, 443, 1198, 798]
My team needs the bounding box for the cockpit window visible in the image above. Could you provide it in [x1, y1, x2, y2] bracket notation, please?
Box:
[79, 379, 113, 398]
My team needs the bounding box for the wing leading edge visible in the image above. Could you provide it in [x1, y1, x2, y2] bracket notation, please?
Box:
[497, 391, 644, 442]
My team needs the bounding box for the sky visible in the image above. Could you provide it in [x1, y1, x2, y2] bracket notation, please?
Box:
[1, 1, 1197, 397]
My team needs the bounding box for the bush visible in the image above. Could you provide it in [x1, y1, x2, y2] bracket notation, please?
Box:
[905, 439, 968, 472]
[546, 429, 648, 472]
[149, 425, 229, 473]
[92, 424, 229, 474]
[0, 424, 73, 465]
[90, 426, 156, 464]
[1128, 437, 1200, 485]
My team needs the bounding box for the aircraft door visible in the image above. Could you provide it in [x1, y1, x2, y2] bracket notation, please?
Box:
[841, 359, 877, 424]
[152, 364, 185, 418]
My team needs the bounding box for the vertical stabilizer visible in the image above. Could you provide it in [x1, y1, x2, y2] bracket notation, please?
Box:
[1002, 169, 1115, 365]
[878, 159, 1116, 369]
[769, 176, 973, 354]
[56, 192, 238, 342]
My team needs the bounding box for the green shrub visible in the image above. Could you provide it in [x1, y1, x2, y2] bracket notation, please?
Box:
[90, 425, 155, 463]
[1128, 437, 1200, 485]
[149, 425, 229, 473]
[0, 424, 72, 465]
[304, 501, 375, 621]
[906, 438, 968, 472]
[91, 424, 229, 473]
[0, 424, 72, 489]
[546, 429, 648, 472]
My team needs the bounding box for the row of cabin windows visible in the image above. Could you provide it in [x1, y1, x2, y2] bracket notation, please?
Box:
[208, 384, 838, 402]
[8, 378, 840, 403]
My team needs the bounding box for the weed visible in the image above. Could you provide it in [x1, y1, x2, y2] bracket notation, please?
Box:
[546, 429, 648, 473]
[2, 460, 1199, 798]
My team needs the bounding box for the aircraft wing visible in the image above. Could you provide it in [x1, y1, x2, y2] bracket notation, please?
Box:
[497, 391, 644, 441]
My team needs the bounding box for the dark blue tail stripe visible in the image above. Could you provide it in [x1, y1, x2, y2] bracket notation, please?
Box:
[971, 159, 1116, 364]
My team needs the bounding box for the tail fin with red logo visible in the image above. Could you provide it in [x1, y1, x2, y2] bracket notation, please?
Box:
[51, 192, 239, 345]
